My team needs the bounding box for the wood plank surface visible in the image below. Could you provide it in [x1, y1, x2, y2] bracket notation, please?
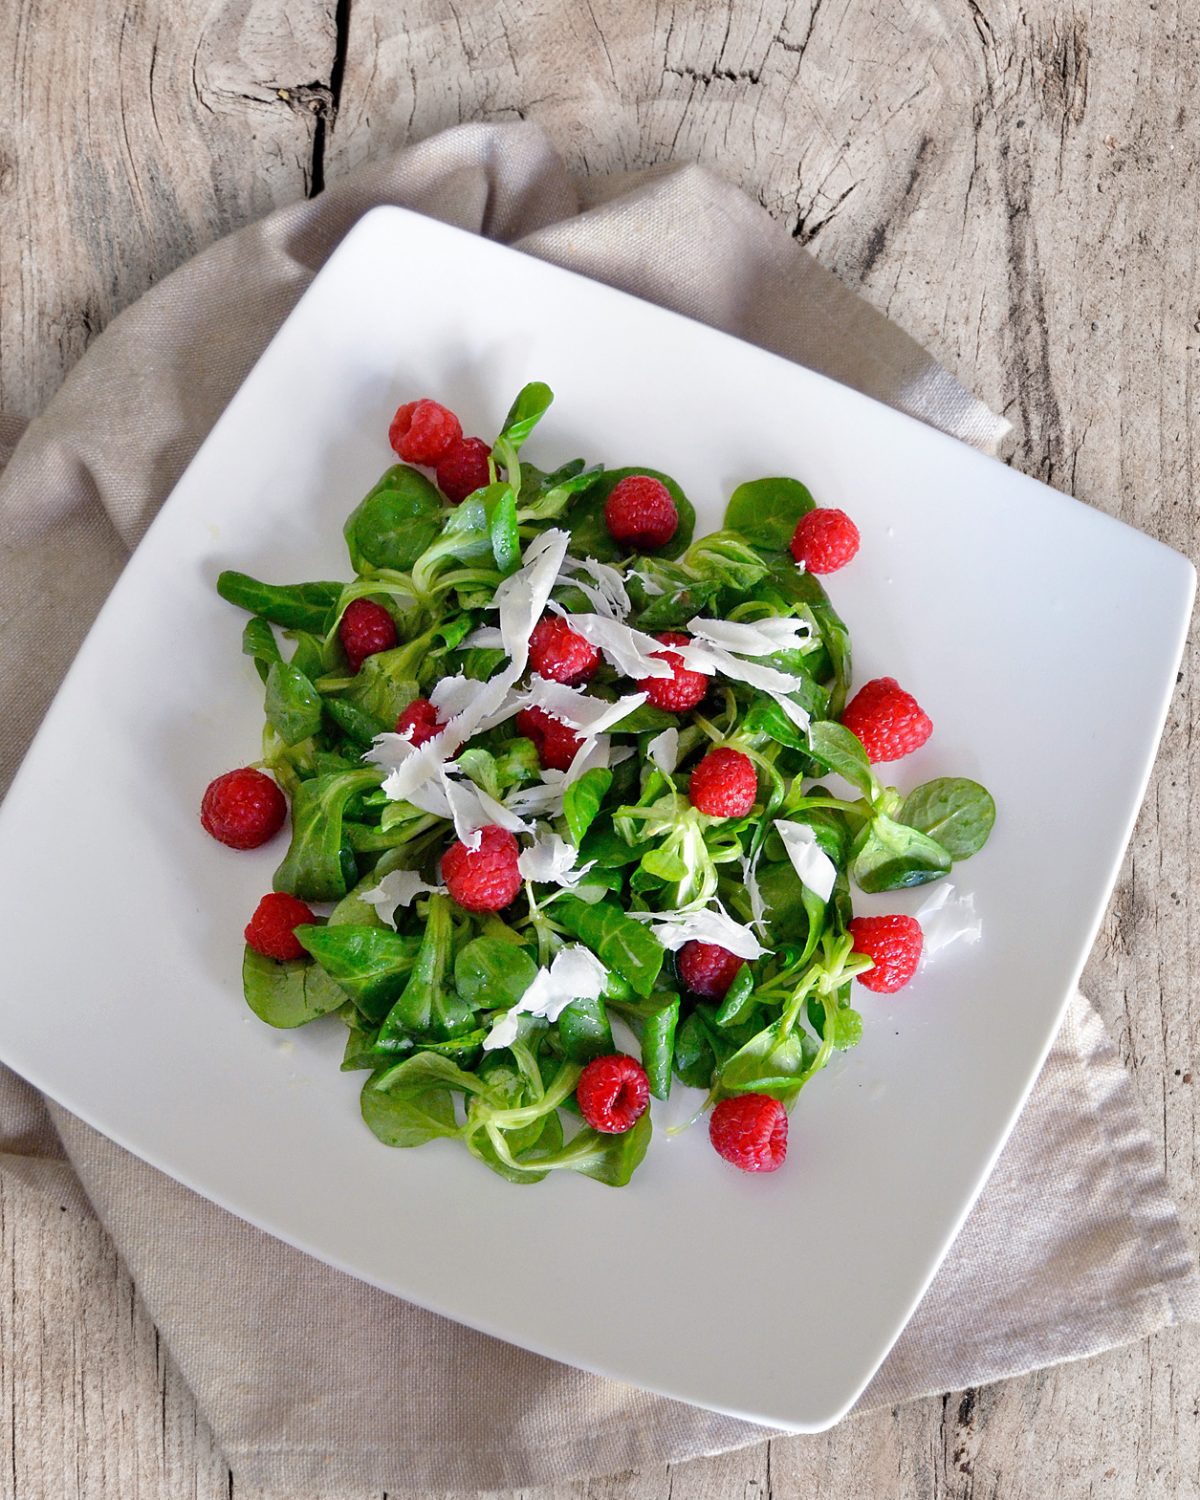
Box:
[2, 1, 1198, 1496]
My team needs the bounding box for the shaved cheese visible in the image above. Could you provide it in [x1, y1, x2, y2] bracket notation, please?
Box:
[775, 819, 837, 902]
[428, 673, 479, 719]
[505, 778, 567, 817]
[563, 733, 618, 782]
[627, 903, 768, 960]
[557, 555, 632, 619]
[647, 727, 679, 774]
[494, 528, 570, 674]
[517, 830, 594, 889]
[628, 567, 664, 597]
[438, 765, 531, 848]
[460, 626, 504, 649]
[549, 609, 672, 679]
[403, 776, 453, 820]
[524, 677, 648, 737]
[914, 882, 982, 958]
[671, 616, 814, 731]
[368, 665, 525, 804]
[360, 870, 445, 926]
[483, 944, 607, 1051]
[676, 640, 800, 695]
[368, 738, 445, 804]
[686, 615, 812, 656]
[742, 849, 768, 936]
[767, 692, 813, 731]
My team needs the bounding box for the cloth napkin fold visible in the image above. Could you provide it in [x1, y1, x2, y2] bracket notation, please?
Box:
[1, 121, 1196, 1496]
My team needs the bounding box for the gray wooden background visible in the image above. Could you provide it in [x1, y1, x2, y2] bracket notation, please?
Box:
[3, 1, 1198, 1496]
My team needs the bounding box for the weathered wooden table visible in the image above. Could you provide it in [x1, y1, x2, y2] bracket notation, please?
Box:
[3, 2, 1197, 1495]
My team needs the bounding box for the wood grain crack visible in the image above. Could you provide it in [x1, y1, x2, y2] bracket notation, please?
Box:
[310, 0, 353, 196]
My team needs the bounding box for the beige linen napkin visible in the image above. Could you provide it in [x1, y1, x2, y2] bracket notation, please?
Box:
[1, 122, 1196, 1495]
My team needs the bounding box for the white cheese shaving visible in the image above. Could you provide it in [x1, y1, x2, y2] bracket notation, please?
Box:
[673, 616, 814, 731]
[493, 527, 571, 674]
[742, 848, 768, 936]
[502, 735, 616, 819]
[483, 944, 607, 1051]
[524, 677, 648, 737]
[504, 778, 567, 818]
[368, 663, 526, 804]
[548, 608, 672, 679]
[439, 766, 530, 849]
[766, 692, 813, 731]
[368, 738, 445, 804]
[914, 882, 982, 959]
[462, 626, 504, 649]
[685, 616, 812, 656]
[647, 727, 679, 774]
[775, 819, 837, 903]
[628, 567, 664, 597]
[676, 639, 801, 695]
[517, 830, 594, 889]
[565, 733, 621, 781]
[627, 903, 768, 960]
[428, 673, 478, 719]
[402, 775, 453, 820]
[360, 869, 446, 925]
[375, 756, 530, 849]
[557, 554, 633, 619]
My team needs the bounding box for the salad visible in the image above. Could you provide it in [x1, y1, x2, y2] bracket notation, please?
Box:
[201, 382, 995, 1186]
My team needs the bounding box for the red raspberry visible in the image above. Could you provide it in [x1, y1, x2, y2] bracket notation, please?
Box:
[840, 676, 933, 763]
[339, 598, 398, 673]
[790, 508, 860, 573]
[388, 399, 462, 465]
[436, 436, 492, 504]
[638, 632, 708, 713]
[200, 768, 287, 850]
[604, 475, 679, 550]
[395, 697, 446, 746]
[441, 825, 522, 912]
[709, 1094, 788, 1173]
[516, 706, 583, 772]
[576, 1054, 651, 1134]
[677, 941, 745, 1000]
[245, 892, 317, 961]
[849, 914, 924, 993]
[528, 615, 600, 685]
[688, 747, 757, 818]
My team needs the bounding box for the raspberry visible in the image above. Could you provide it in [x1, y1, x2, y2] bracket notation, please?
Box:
[604, 475, 679, 550]
[638, 632, 708, 713]
[516, 706, 583, 772]
[709, 1094, 788, 1173]
[688, 747, 757, 818]
[339, 598, 398, 673]
[789, 508, 860, 573]
[395, 697, 446, 746]
[388, 399, 462, 465]
[840, 676, 933, 763]
[245, 892, 317, 961]
[677, 941, 745, 1000]
[576, 1054, 651, 1134]
[436, 436, 492, 503]
[528, 615, 600, 685]
[200, 768, 287, 850]
[848, 914, 924, 993]
[441, 825, 522, 912]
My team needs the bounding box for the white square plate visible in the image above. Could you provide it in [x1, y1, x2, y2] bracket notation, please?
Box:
[0, 208, 1192, 1430]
